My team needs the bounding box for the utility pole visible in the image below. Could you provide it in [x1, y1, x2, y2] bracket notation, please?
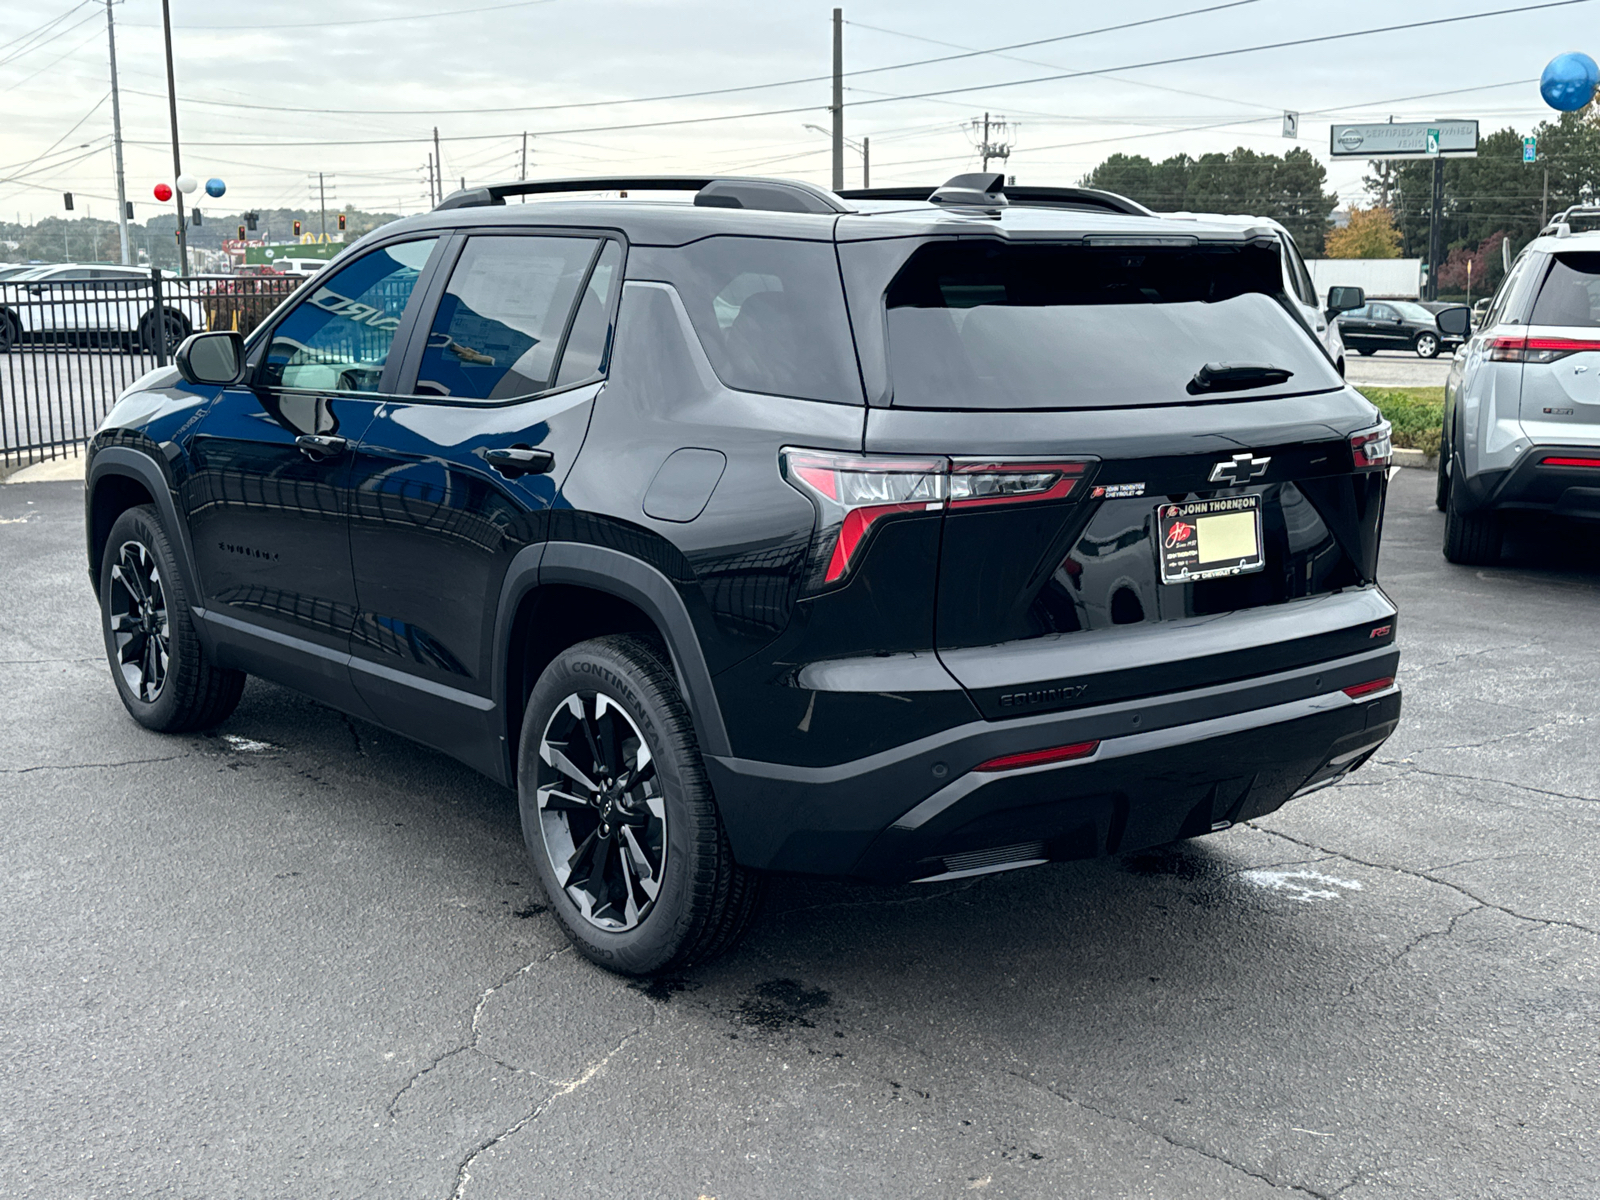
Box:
[862, 136, 869, 188]
[427, 153, 436, 208]
[1541, 166, 1549, 226]
[1426, 156, 1444, 302]
[160, 0, 188, 276]
[830, 8, 843, 192]
[318, 171, 327, 241]
[104, 0, 129, 265]
[976, 113, 1011, 174]
[433, 127, 443, 204]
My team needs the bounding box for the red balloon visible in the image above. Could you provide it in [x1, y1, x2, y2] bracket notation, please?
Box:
[153, 182, 172, 201]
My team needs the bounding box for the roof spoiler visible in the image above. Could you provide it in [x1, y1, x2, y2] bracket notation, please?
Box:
[434, 176, 851, 214]
[838, 177, 1153, 217]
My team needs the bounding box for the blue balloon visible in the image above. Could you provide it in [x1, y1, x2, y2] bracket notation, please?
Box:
[1540, 52, 1599, 111]
[205, 177, 226, 198]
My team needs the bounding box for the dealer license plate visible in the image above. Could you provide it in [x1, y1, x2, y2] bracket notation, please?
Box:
[1156, 495, 1265, 584]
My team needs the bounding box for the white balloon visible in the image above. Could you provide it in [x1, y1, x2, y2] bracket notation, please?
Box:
[176, 174, 198, 194]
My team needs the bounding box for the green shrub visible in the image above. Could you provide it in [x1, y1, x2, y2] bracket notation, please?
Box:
[1357, 387, 1444, 452]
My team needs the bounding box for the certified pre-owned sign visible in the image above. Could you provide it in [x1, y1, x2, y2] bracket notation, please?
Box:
[1328, 120, 1479, 159]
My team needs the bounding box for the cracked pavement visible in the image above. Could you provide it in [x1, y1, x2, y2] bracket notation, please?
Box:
[2, 470, 1597, 1199]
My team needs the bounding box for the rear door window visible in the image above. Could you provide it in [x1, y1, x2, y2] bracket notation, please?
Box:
[554, 240, 624, 388]
[1529, 253, 1600, 327]
[884, 240, 1341, 409]
[655, 236, 861, 404]
[414, 234, 598, 402]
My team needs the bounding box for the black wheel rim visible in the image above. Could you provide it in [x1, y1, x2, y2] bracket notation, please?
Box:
[536, 692, 665, 932]
[108, 539, 170, 703]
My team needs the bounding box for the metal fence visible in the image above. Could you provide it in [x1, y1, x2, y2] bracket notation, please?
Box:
[0, 270, 301, 466]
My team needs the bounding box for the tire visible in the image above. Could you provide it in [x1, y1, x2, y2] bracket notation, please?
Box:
[1335, 358, 1346, 378]
[517, 633, 763, 975]
[1356, 348, 1374, 356]
[100, 505, 245, 732]
[1434, 425, 1451, 512]
[1415, 332, 1440, 359]
[0, 311, 17, 353]
[1442, 487, 1503, 566]
[139, 310, 189, 356]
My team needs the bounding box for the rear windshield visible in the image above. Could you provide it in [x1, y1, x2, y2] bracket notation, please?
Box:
[885, 240, 1341, 409]
[1530, 253, 1600, 328]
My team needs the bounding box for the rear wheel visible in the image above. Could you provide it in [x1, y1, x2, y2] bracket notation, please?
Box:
[1434, 425, 1451, 512]
[1356, 347, 1374, 356]
[1415, 331, 1440, 358]
[0, 310, 17, 353]
[1442, 487, 1503, 566]
[100, 505, 245, 731]
[517, 633, 763, 975]
[138, 309, 189, 356]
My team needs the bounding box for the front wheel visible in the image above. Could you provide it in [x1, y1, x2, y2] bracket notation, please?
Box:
[139, 309, 189, 356]
[1434, 425, 1451, 512]
[100, 505, 245, 731]
[517, 634, 763, 975]
[1415, 332, 1440, 358]
[0, 311, 17, 353]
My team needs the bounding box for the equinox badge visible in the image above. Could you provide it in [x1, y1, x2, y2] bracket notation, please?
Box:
[1208, 452, 1272, 487]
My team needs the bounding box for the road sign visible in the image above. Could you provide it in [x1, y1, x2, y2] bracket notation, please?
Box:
[1282, 111, 1299, 139]
[1524, 135, 1538, 163]
[1425, 128, 1441, 156]
[1329, 120, 1479, 159]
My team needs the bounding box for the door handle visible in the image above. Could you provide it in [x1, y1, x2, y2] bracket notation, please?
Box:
[485, 446, 555, 478]
[295, 434, 348, 460]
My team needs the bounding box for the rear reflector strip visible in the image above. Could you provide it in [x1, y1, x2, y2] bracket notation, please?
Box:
[973, 740, 1100, 773]
[1541, 456, 1600, 469]
[1342, 676, 1395, 699]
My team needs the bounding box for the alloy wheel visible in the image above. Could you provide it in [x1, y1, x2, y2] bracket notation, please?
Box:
[536, 692, 666, 931]
[1416, 333, 1438, 358]
[108, 540, 170, 702]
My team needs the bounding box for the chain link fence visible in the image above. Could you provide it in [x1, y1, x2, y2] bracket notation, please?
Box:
[0, 269, 301, 467]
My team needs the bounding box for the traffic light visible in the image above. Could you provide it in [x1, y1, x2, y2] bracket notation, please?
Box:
[293, 219, 301, 237]
[124, 201, 134, 220]
[337, 212, 346, 232]
[238, 225, 247, 240]
[244, 211, 258, 232]
[191, 208, 202, 226]
[63, 192, 74, 211]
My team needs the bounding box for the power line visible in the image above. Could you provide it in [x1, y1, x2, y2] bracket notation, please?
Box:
[119, 0, 555, 31]
[0, 0, 93, 57]
[0, 4, 102, 70]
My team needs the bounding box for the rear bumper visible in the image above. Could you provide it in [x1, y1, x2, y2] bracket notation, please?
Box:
[1463, 444, 1600, 520]
[706, 645, 1399, 881]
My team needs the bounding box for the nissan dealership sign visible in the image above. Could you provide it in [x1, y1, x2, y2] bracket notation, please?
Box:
[1328, 120, 1479, 159]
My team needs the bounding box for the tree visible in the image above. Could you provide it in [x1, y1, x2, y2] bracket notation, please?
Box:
[1082, 146, 1337, 252]
[1325, 206, 1403, 258]
[1436, 231, 1507, 296]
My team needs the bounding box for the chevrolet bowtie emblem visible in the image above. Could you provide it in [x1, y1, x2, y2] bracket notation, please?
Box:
[1208, 453, 1272, 486]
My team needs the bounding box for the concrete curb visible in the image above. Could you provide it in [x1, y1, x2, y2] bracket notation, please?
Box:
[3, 454, 87, 484]
[1393, 447, 1437, 471]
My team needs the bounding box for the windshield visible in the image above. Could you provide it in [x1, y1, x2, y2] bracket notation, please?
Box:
[884, 240, 1341, 409]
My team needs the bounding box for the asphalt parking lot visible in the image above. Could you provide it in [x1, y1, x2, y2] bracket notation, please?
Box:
[1341, 350, 1452, 389]
[2, 469, 1597, 1200]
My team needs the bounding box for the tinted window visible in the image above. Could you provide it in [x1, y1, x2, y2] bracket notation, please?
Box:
[264, 239, 437, 392]
[1282, 237, 1316, 306]
[663, 236, 860, 404]
[415, 235, 597, 402]
[554, 240, 622, 388]
[1368, 303, 1398, 322]
[1530, 253, 1600, 328]
[1342, 305, 1369, 319]
[884, 240, 1341, 410]
[1390, 301, 1435, 322]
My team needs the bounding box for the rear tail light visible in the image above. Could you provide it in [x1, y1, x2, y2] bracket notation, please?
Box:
[1350, 421, 1393, 470]
[974, 739, 1100, 773]
[1342, 676, 1394, 699]
[1489, 335, 1600, 363]
[1541, 455, 1600, 468]
[781, 449, 1092, 588]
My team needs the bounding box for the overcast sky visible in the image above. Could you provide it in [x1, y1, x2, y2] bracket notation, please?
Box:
[0, 0, 1583, 226]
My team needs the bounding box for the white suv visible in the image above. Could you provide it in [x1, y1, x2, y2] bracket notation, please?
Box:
[0, 263, 203, 355]
[1438, 206, 1600, 563]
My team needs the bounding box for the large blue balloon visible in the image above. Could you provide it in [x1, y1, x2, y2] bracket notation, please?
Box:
[1541, 52, 1599, 111]
[205, 177, 226, 198]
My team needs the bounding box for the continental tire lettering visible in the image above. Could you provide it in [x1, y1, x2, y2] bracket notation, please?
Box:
[998, 683, 1088, 708]
[571, 660, 641, 711]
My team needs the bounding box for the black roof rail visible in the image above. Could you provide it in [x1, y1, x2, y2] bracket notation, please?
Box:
[837, 180, 1153, 217]
[1540, 203, 1600, 238]
[434, 176, 850, 215]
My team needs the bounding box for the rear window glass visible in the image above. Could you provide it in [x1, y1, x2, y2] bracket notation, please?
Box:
[1530, 253, 1600, 328]
[885, 241, 1340, 409]
[660, 236, 861, 404]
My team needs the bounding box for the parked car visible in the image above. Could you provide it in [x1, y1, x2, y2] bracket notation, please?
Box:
[1161, 212, 1349, 373]
[1337, 298, 1464, 358]
[1437, 205, 1600, 563]
[0, 263, 38, 281]
[84, 172, 1402, 974]
[0, 262, 202, 354]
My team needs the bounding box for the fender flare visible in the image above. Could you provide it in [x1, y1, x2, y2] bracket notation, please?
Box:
[85, 446, 203, 606]
[493, 540, 731, 761]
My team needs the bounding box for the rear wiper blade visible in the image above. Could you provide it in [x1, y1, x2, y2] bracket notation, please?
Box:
[1187, 362, 1294, 395]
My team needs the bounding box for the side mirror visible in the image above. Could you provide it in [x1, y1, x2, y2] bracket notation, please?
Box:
[1325, 285, 1365, 317]
[1435, 307, 1471, 337]
[175, 330, 245, 386]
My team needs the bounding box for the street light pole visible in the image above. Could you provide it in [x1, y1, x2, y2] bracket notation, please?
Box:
[830, 8, 844, 192]
[104, 0, 130, 265]
[160, 0, 188, 276]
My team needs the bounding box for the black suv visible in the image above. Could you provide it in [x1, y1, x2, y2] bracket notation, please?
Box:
[85, 173, 1401, 974]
